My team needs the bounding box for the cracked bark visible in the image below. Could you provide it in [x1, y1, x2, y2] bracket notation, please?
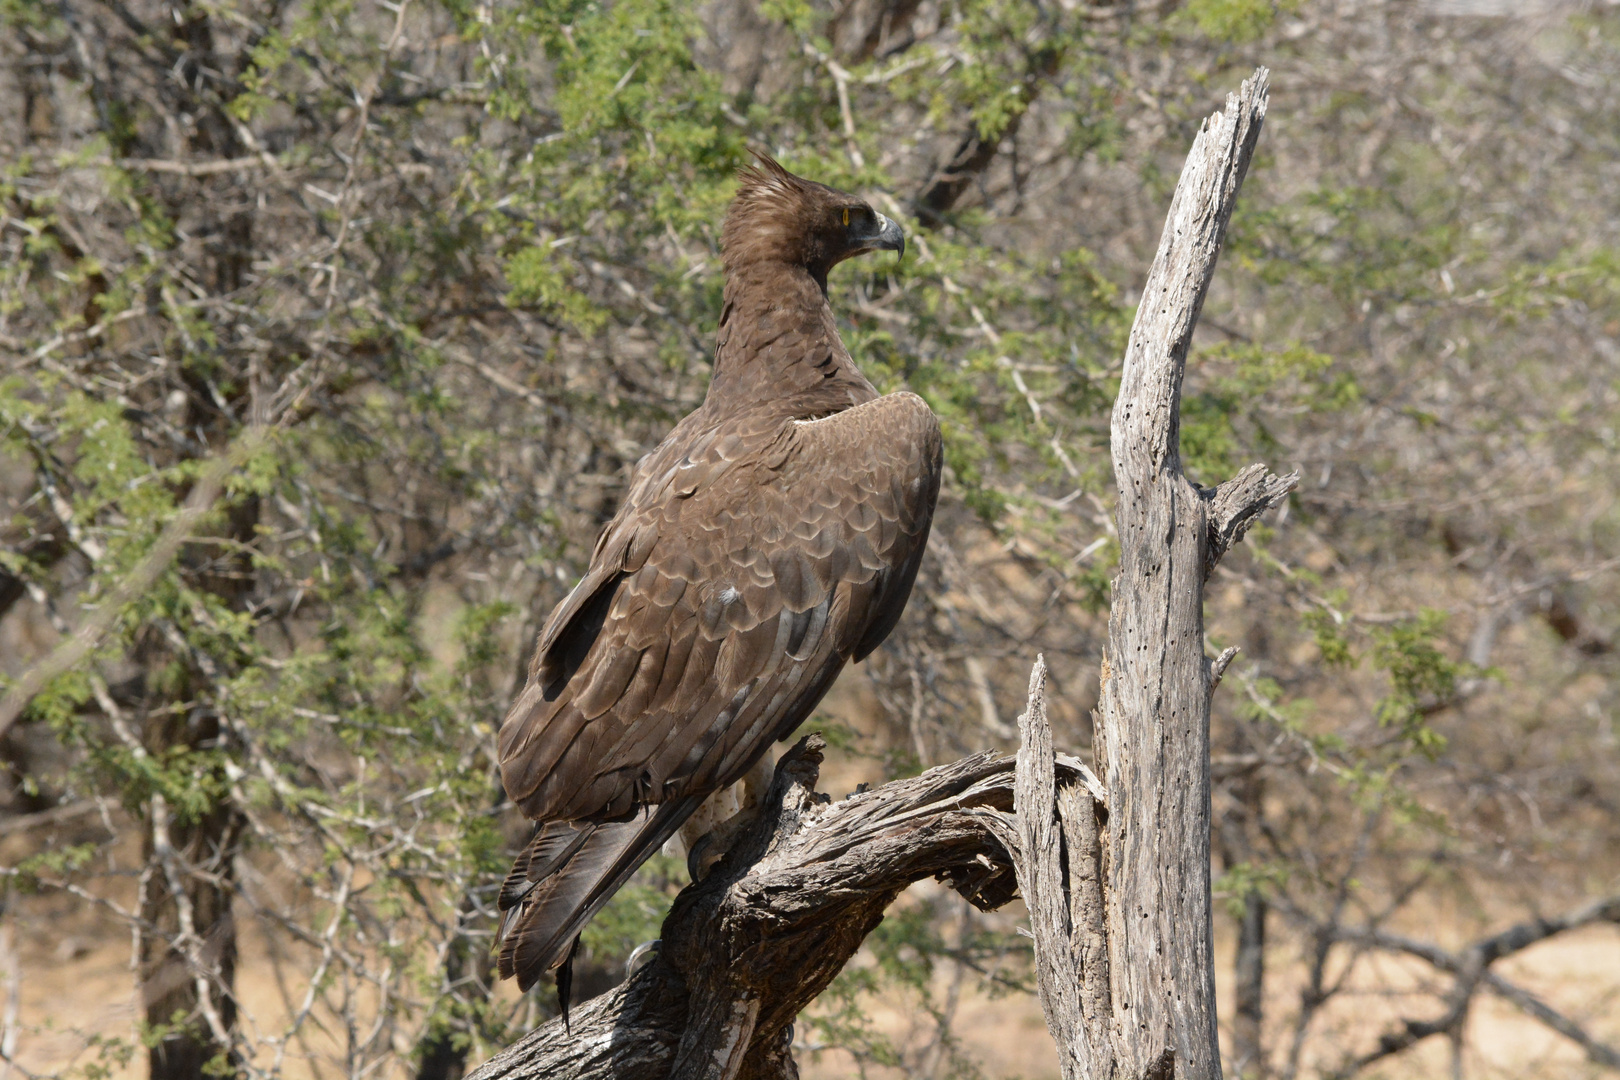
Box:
[1093, 67, 1288, 1080]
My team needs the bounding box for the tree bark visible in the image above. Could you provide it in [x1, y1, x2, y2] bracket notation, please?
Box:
[1098, 69, 1284, 1080]
[1099, 66, 1288, 1080]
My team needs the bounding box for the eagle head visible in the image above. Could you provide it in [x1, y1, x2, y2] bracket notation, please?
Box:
[722, 151, 904, 284]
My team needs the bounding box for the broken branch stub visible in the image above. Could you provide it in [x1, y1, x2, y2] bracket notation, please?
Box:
[973, 658, 1117, 1079]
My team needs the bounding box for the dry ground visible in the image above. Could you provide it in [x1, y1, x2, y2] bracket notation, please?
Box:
[11, 880, 1620, 1080]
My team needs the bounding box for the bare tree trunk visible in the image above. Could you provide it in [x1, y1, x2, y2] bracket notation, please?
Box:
[1219, 729, 1269, 1080]
[139, 783, 243, 1080]
[978, 68, 1292, 1080]
[1099, 68, 1284, 1079]
[828, 0, 922, 61]
[464, 67, 1291, 1080]
[136, 460, 257, 1080]
[417, 782, 511, 1080]
[914, 41, 1061, 223]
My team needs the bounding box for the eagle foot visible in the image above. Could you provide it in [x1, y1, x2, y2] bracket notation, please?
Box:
[665, 753, 777, 881]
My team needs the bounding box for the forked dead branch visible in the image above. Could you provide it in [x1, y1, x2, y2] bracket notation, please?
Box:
[468, 68, 1292, 1080]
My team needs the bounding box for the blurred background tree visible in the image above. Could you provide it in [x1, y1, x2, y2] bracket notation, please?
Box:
[0, 1, 1616, 1079]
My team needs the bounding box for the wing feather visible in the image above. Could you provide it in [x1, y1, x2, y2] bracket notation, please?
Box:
[502, 395, 940, 817]
[614, 635, 669, 720]
[494, 391, 942, 984]
[575, 645, 643, 720]
[497, 798, 700, 991]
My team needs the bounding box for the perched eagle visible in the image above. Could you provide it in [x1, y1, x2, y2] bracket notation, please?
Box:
[494, 154, 943, 992]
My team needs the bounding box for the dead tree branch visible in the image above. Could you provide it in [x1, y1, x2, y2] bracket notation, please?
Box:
[466, 736, 1083, 1080]
[976, 68, 1293, 1080]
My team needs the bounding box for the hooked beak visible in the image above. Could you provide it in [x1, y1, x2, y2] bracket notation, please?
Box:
[868, 212, 905, 260]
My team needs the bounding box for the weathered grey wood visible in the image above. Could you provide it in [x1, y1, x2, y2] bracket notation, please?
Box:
[1058, 774, 1112, 1069]
[973, 660, 1118, 1080]
[1099, 67, 1289, 1080]
[977, 66, 1292, 1080]
[1015, 659, 1105, 1078]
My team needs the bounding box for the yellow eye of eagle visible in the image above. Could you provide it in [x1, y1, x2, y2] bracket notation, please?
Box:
[842, 208, 850, 227]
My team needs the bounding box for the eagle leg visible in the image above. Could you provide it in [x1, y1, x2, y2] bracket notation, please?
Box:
[667, 752, 778, 882]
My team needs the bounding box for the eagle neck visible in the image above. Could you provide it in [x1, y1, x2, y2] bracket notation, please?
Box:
[705, 259, 878, 420]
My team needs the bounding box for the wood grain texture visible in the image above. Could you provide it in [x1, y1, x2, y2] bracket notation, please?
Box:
[1097, 67, 1288, 1080]
[978, 68, 1293, 1080]
[1013, 660, 1105, 1078]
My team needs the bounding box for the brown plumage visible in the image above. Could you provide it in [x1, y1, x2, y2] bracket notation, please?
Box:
[494, 153, 942, 991]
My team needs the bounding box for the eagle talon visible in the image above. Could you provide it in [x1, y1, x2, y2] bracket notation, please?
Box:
[624, 938, 661, 977]
[686, 833, 717, 882]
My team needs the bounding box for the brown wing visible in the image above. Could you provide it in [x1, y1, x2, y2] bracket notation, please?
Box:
[493, 392, 940, 985]
[500, 391, 941, 821]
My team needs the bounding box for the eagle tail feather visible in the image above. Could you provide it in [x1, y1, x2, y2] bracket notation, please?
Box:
[496, 796, 700, 992]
